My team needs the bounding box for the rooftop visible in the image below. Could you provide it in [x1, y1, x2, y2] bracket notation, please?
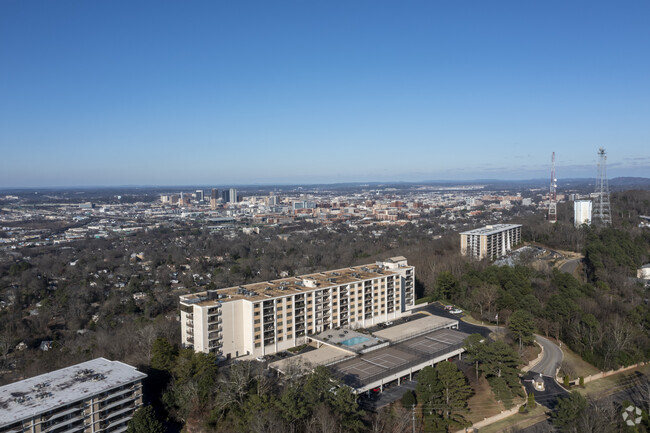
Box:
[180, 257, 411, 304]
[460, 223, 522, 236]
[0, 358, 147, 426]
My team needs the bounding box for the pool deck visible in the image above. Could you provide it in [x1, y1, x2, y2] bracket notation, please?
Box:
[309, 328, 386, 353]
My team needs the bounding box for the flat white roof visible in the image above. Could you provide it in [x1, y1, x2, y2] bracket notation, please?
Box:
[0, 358, 147, 426]
[460, 223, 522, 236]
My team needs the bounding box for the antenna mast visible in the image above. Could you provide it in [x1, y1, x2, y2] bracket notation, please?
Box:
[593, 147, 612, 226]
[548, 152, 557, 223]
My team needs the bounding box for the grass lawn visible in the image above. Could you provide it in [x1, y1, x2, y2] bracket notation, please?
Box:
[559, 343, 600, 379]
[577, 364, 650, 397]
[461, 314, 490, 327]
[477, 405, 548, 433]
[466, 375, 507, 423]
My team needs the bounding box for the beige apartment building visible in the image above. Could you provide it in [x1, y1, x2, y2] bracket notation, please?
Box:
[0, 358, 146, 433]
[180, 257, 415, 359]
[460, 224, 522, 260]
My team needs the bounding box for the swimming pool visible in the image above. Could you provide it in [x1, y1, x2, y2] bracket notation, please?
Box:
[340, 336, 370, 346]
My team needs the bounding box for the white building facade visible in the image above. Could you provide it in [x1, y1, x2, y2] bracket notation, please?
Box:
[180, 257, 416, 360]
[460, 224, 522, 260]
[574, 200, 592, 227]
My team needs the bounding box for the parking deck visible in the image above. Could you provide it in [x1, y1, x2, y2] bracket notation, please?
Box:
[330, 328, 469, 392]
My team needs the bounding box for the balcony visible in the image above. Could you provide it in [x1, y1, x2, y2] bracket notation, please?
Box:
[186, 336, 194, 343]
[208, 331, 222, 340]
[185, 320, 193, 328]
[207, 308, 221, 316]
[209, 341, 221, 348]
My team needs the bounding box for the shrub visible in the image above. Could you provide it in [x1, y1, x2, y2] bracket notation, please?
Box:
[579, 376, 584, 387]
[527, 392, 536, 407]
[401, 390, 416, 408]
[563, 376, 570, 388]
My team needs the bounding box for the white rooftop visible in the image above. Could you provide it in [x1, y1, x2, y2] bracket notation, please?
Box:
[0, 358, 147, 427]
[460, 223, 522, 236]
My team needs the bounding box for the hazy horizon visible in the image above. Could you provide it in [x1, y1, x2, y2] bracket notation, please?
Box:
[2, 1, 649, 188]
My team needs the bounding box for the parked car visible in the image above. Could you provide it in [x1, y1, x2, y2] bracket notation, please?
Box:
[450, 308, 463, 315]
[384, 321, 393, 326]
[256, 356, 266, 362]
[444, 305, 454, 311]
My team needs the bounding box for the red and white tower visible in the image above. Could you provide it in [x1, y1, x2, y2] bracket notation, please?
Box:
[548, 152, 557, 223]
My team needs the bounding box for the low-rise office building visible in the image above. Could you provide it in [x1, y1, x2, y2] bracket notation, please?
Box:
[460, 224, 522, 260]
[0, 358, 146, 433]
[180, 257, 416, 360]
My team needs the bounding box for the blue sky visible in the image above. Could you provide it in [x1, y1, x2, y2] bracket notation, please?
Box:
[1, 1, 649, 187]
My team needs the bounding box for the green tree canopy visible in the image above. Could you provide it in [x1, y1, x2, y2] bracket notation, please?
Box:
[508, 309, 536, 350]
[126, 405, 164, 433]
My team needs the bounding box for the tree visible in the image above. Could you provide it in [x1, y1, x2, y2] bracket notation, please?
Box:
[435, 362, 472, 424]
[481, 341, 521, 380]
[435, 271, 460, 301]
[416, 363, 472, 431]
[150, 337, 177, 373]
[126, 405, 164, 433]
[463, 334, 486, 382]
[508, 310, 535, 352]
[552, 391, 587, 432]
[527, 392, 535, 408]
[401, 390, 416, 408]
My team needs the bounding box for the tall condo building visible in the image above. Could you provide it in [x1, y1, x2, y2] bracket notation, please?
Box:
[210, 189, 219, 210]
[0, 358, 146, 433]
[195, 189, 204, 202]
[180, 257, 415, 360]
[459, 224, 522, 260]
[229, 188, 238, 204]
[574, 200, 592, 227]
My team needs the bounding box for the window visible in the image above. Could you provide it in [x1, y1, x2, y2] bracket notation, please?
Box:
[254, 319, 260, 324]
[255, 343, 261, 348]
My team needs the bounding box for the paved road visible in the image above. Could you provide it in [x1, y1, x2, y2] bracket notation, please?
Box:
[530, 335, 563, 377]
[413, 303, 492, 338]
[522, 371, 568, 409]
[559, 257, 581, 275]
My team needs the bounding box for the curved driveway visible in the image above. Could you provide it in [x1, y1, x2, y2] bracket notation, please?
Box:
[530, 335, 563, 377]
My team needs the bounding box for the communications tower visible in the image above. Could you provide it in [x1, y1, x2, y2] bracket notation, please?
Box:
[593, 147, 612, 225]
[548, 152, 557, 223]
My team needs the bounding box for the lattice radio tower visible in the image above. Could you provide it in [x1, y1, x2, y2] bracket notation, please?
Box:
[548, 152, 557, 223]
[593, 147, 612, 226]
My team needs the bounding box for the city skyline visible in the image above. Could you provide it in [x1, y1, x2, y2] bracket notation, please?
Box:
[2, 1, 650, 187]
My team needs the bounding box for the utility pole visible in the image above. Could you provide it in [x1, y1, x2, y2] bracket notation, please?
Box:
[412, 404, 416, 433]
